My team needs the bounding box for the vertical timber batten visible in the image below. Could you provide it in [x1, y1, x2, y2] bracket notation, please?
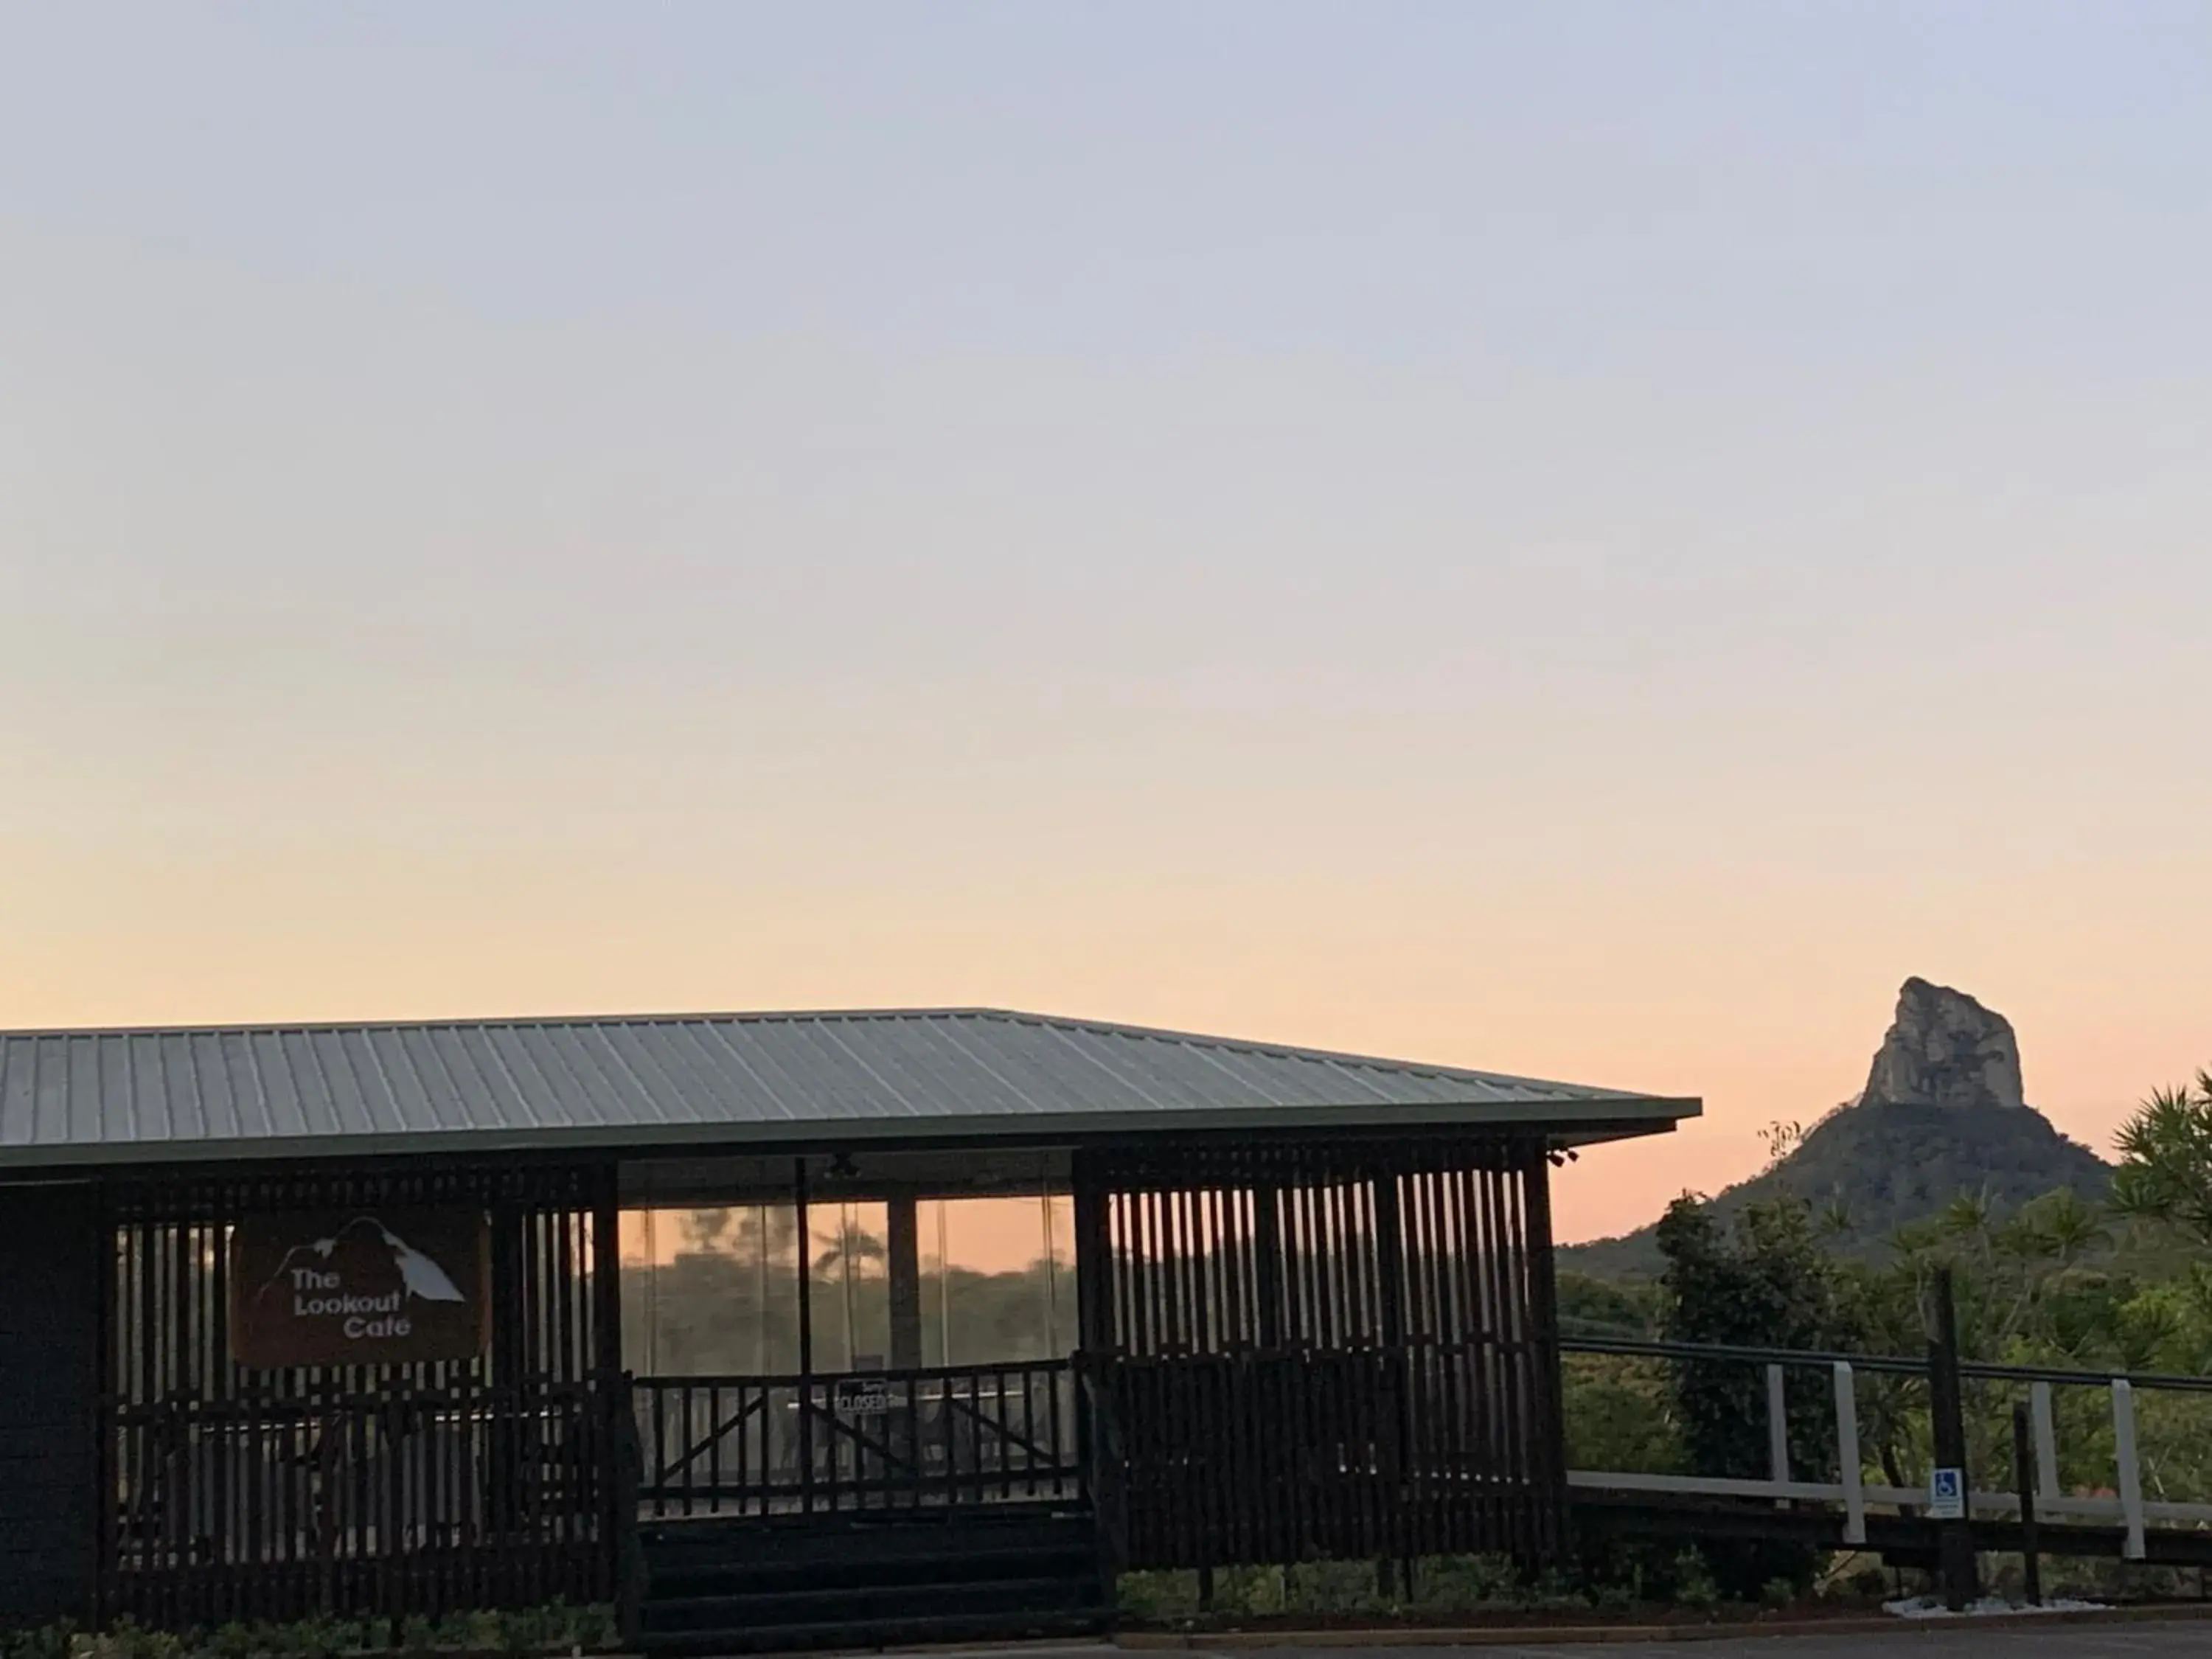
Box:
[1073, 1133, 1568, 1575]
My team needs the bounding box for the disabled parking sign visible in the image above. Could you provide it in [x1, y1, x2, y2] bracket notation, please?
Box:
[1928, 1466, 1966, 1520]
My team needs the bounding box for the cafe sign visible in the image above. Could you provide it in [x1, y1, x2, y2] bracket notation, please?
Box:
[229, 1208, 490, 1368]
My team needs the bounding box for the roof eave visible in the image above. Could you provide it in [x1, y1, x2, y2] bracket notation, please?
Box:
[0, 1093, 1700, 1175]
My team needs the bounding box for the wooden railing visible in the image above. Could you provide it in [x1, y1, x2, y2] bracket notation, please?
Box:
[634, 1360, 1080, 1518]
[102, 1380, 616, 1627]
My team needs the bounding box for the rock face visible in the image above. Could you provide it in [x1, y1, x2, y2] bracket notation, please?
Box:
[1860, 977, 2025, 1112]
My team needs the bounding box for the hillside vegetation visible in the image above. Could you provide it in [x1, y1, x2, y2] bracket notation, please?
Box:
[1564, 1099, 2110, 1279]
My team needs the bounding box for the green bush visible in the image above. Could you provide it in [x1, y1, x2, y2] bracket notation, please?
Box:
[1404, 1555, 1523, 1613]
[1120, 1555, 1617, 1625]
[1116, 1545, 1800, 1627]
[1671, 1549, 1720, 1610]
[0, 1604, 615, 1659]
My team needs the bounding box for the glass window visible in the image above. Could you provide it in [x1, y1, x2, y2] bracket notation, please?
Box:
[923, 1194, 1074, 1366]
[807, 1200, 889, 1373]
[619, 1206, 802, 1376]
[622, 1186, 1074, 1375]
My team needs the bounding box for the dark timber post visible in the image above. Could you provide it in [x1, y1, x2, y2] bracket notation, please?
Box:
[591, 1167, 636, 1632]
[1070, 1155, 1124, 1604]
[886, 1192, 923, 1370]
[1522, 1141, 1571, 1567]
[794, 1158, 815, 1514]
[1927, 1267, 1977, 1611]
[489, 1193, 525, 1537]
[2013, 1400, 2042, 1607]
[886, 1189, 923, 1483]
[1373, 1161, 1409, 1590]
[0, 1183, 102, 1624]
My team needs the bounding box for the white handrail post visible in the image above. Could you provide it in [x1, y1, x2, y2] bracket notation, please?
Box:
[1834, 1360, 1865, 1545]
[2112, 1378, 2146, 1561]
[2031, 1380, 2059, 1501]
[1767, 1363, 1790, 1508]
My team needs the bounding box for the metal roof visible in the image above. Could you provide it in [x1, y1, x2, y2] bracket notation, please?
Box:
[0, 1008, 1697, 1171]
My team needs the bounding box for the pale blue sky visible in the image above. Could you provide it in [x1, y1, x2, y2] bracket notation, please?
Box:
[3, 4, 2208, 1234]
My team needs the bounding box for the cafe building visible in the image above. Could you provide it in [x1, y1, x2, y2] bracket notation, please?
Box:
[0, 1008, 1696, 1649]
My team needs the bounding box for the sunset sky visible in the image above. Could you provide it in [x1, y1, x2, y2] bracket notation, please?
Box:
[4, 4, 2208, 1244]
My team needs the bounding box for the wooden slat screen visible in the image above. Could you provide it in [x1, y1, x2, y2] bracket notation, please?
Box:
[98, 1161, 620, 1627]
[1074, 1135, 1565, 1572]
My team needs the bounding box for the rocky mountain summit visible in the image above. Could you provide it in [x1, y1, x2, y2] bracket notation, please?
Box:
[1564, 978, 2107, 1279]
[1857, 976, 2025, 1113]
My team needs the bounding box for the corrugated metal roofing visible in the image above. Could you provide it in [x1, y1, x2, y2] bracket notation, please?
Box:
[0, 1008, 1696, 1170]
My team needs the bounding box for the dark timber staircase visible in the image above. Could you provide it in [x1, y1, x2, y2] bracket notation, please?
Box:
[636, 1506, 1111, 1654]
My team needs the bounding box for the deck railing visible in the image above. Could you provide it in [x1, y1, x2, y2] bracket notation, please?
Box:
[102, 1380, 616, 1627]
[633, 1359, 1079, 1518]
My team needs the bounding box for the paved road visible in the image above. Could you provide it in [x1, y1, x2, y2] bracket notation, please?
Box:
[1204, 1626, 2212, 1658]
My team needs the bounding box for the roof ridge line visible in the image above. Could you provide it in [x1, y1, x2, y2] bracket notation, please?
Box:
[0, 1006, 1023, 1042]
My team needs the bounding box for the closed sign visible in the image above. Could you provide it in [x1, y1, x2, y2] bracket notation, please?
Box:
[833, 1377, 895, 1413]
[229, 1209, 490, 1368]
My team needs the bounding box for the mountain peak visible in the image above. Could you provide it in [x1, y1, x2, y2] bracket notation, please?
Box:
[1561, 978, 2090, 1279]
[1862, 977, 2025, 1112]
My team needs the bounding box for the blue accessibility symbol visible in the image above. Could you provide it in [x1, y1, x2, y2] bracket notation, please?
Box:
[1929, 1466, 1965, 1518]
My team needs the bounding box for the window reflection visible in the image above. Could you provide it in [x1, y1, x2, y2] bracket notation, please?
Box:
[621, 1191, 1074, 1377]
[809, 1201, 888, 1373]
[619, 1206, 803, 1376]
[925, 1195, 1074, 1366]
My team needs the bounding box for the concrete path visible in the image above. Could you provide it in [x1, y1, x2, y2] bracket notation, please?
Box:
[1199, 1627, 2211, 1658]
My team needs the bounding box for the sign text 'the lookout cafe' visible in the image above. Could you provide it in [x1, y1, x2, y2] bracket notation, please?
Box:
[229, 1210, 490, 1368]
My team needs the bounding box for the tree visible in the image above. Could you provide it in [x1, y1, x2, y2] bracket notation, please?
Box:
[1655, 1196, 1843, 1597]
[2111, 1071, 2212, 1246]
[1555, 1269, 1664, 1339]
[2009, 1189, 2110, 1271]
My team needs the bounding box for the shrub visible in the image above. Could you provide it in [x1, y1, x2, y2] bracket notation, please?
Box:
[1672, 1549, 1721, 1610]
[0, 1605, 616, 1659]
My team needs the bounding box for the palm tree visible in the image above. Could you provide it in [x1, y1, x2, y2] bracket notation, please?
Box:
[2036, 1190, 2111, 1269]
[2111, 1071, 2212, 1246]
[1940, 1189, 1997, 1245]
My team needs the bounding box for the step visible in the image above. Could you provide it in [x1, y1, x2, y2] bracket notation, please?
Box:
[641, 1572, 1103, 1635]
[644, 1538, 1098, 1599]
[639, 1507, 1091, 1560]
[636, 1604, 1109, 1656]
[641, 1517, 1097, 1591]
